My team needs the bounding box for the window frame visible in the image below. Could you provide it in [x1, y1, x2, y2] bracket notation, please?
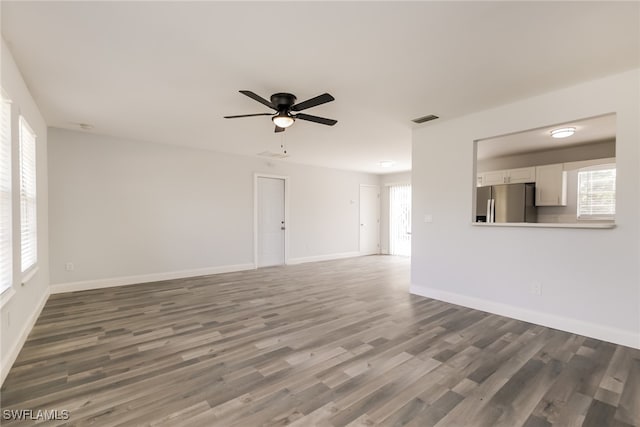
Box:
[576, 163, 616, 221]
[19, 115, 37, 276]
[1, 94, 12, 297]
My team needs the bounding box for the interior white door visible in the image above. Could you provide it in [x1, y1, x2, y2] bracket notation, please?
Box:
[257, 177, 285, 267]
[359, 185, 380, 254]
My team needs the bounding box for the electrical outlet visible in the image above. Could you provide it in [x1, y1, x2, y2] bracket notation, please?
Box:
[424, 214, 433, 223]
[65, 262, 74, 271]
[531, 282, 542, 296]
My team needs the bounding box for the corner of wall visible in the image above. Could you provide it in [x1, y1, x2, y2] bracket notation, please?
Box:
[1, 35, 51, 385]
[0, 287, 50, 385]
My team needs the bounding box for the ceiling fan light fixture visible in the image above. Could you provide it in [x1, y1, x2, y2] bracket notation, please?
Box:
[272, 112, 295, 128]
[550, 127, 576, 138]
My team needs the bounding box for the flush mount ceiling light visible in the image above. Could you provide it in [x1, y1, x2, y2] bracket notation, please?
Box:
[272, 111, 295, 128]
[71, 122, 93, 130]
[412, 114, 439, 124]
[379, 160, 395, 168]
[550, 127, 576, 138]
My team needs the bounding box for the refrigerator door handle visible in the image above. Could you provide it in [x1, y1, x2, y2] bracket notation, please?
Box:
[487, 199, 495, 222]
[486, 199, 490, 223]
[492, 199, 496, 223]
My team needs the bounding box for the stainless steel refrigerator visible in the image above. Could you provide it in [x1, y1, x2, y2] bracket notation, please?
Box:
[476, 183, 537, 223]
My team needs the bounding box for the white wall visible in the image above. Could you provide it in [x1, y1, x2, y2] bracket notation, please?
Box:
[48, 128, 379, 289]
[411, 69, 640, 348]
[1, 39, 50, 383]
[379, 171, 411, 254]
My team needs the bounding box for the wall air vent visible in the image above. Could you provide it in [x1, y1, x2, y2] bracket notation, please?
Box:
[412, 114, 439, 124]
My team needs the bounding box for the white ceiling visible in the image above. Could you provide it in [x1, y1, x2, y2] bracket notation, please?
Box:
[477, 113, 617, 160]
[1, 2, 638, 174]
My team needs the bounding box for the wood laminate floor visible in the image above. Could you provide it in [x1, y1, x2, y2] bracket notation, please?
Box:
[1, 256, 639, 426]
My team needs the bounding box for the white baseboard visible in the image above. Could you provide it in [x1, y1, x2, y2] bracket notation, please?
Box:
[51, 263, 256, 294]
[359, 250, 381, 256]
[410, 283, 640, 350]
[287, 251, 362, 265]
[1, 287, 50, 386]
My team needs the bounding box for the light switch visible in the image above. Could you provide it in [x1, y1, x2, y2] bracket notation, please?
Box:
[424, 214, 433, 223]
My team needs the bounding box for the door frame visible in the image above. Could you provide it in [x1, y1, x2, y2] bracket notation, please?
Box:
[254, 173, 290, 268]
[359, 184, 380, 255]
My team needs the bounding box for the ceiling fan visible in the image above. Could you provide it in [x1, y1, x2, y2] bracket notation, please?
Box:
[224, 91, 337, 133]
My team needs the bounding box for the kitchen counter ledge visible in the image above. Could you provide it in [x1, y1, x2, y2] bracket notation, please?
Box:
[472, 222, 616, 229]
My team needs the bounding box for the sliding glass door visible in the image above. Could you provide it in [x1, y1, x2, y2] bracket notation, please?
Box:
[389, 184, 411, 257]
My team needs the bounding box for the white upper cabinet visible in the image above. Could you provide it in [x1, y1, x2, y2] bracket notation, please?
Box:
[477, 167, 536, 186]
[479, 164, 566, 206]
[507, 167, 536, 184]
[482, 170, 507, 186]
[535, 163, 567, 206]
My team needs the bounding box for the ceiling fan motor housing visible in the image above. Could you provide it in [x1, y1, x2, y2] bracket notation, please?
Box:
[271, 93, 297, 111]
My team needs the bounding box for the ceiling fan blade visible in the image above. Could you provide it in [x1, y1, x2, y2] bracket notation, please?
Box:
[274, 125, 285, 133]
[295, 113, 337, 126]
[224, 113, 273, 119]
[291, 93, 335, 111]
[239, 90, 276, 110]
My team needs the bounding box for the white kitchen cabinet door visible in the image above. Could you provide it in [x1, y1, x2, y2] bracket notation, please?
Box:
[482, 170, 507, 186]
[535, 163, 567, 206]
[507, 167, 536, 184]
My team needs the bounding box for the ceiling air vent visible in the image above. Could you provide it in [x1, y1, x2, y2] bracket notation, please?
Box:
[258, 151, 289, 159]
[412, 114, 439, 124]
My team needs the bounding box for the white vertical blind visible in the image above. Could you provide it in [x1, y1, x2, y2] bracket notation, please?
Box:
[0, 97, 11, 294]
[389, 184, 411, 257]
[19, 116, 37, 272]
[577, 164, 616, 219]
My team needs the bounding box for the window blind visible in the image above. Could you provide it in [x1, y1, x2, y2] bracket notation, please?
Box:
[577, 165, 616, 219]
[19, 116, 37, 273]
[0, 97, 11, 294]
